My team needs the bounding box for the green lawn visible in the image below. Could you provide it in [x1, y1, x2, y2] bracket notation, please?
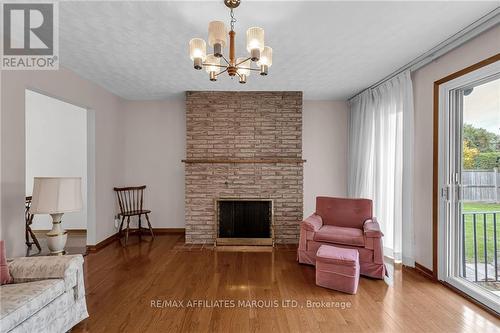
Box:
[463, 203, 499, 263]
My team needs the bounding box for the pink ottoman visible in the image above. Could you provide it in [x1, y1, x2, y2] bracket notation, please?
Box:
[315, 245, 360, 294]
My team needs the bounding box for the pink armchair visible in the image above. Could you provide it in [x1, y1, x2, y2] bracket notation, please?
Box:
[298, 197, 385, 279]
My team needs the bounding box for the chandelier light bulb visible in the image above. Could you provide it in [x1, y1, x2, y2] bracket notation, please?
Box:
[189, 38, 207, 69]
[246, 27, 264, 61]
[205, 54, 220, 81]
[257, 46, 272, 75]
[237, 58, 251, 84]
[257, 46, 272, 67]
[236, 58, 251, 76]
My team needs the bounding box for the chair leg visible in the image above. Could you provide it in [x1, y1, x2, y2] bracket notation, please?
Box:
[25, 224, 31, 248]
[138, 214, 142, 241]
[125, 216, 131, 245]
[29, 227, 42, 252]
[145, 213, 154, 239]
[118, 216, 125, 237]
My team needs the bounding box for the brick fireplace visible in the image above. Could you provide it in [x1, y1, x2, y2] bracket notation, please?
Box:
[184, 91, 304, 245]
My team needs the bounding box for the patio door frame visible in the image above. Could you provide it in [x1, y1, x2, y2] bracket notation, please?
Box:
[434, 55, 500, 314]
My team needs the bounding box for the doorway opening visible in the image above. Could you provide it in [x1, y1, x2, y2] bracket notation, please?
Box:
[436, 59, 499, 313]
[25, 89, 92, 255]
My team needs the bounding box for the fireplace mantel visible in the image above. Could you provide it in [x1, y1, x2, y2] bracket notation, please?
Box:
[182, 158, 306, 164]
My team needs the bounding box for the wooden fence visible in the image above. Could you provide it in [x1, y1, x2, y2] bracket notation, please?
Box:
[462, 168, 499, 203]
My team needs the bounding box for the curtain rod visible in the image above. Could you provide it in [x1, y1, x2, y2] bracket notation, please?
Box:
[348, 7, 500, 101]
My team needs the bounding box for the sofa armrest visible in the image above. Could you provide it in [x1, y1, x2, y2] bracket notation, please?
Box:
[363, 218, 383, 238]
[301, 213, 323, 232]
[8, 254, 85, 299]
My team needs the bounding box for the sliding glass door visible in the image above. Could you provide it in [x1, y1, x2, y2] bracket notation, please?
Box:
[438, 61, 499, 313]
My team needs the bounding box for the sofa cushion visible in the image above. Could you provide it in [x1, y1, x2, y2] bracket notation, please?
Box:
[0, 241, 12, 285]
[0, 279, 65, 332]
[313, 225, 365, 247]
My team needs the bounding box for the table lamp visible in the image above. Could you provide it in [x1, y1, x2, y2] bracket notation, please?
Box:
[30, 177, 83, 255]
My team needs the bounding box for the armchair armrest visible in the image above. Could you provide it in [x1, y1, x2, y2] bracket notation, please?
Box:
[301, 213, 323, 232]
[8, 255, 85, 300]
[363, 218, 383, 238]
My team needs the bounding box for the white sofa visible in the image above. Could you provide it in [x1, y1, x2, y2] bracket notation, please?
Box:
[0, 255, 88, 333]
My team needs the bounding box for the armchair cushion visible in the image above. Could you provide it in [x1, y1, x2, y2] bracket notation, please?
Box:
[0, 279, 65, 332]
[364, 218, 383, 238]
[313, 225, 365, 247]
[301, 214, 323, 232]
[315, 197, 372, 229]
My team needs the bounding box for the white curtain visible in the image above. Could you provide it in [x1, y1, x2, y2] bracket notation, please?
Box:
[348, 71, 414, 266]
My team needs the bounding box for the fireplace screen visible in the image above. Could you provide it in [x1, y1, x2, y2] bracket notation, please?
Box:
[217, 200, 272, 239]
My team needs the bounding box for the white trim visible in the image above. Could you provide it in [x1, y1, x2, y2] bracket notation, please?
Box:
[437, 61, 500, 314]
[445, 277, 500, 314]
[86, 110, 96, 246]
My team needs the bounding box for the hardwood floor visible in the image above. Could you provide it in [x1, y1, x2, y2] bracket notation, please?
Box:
[73, 234, 499, 333]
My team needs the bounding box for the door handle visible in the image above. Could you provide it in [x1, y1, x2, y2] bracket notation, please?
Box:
[457, 184, 463, 202]
[441, 185, 450, 201]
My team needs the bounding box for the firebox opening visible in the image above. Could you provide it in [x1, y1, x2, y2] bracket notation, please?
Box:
[217, 200, 272, 239]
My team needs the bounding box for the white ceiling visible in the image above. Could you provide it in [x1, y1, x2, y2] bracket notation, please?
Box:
[58, 1, 499, 100]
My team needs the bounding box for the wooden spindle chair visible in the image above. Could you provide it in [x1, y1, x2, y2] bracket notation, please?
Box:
[25, 196, 41, 252]
[113, 185, 154, 245]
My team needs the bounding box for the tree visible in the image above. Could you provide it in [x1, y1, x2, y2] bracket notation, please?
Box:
[463, 123, 499, 153]
[474, 152, 500, 169]
[463, 140, 479, 169]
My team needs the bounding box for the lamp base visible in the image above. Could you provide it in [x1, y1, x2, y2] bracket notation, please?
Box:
[47, 213, 68, 255]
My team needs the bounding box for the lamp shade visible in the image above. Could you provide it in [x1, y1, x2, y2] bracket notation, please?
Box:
[246, 27, 264, 52]
[189, 38, 207, 61]
[205, 54, 220, 73]
[30, 177, 83, 214]
[208, 21, 227, 47]
[257, 46, 273, 67]
[236, 58, 251, 76]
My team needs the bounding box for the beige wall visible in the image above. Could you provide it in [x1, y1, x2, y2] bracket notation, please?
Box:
[120, 100, 186, 229]
[412, 25, 500, 270]
[303, 101, 348, 216]
[1, 67, 125, 257]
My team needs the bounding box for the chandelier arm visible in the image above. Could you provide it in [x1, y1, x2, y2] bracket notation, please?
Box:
[237, 66, 260, 71]
[234, 57, 252, 67]
[221, 55, 231, 66]
[215, 67, 229, 77]
[201, 63, 228, 69]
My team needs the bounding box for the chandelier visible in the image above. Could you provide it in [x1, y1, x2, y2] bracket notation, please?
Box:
[188, 0, 273, 84]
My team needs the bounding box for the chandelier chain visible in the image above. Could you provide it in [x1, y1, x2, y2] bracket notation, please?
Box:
[230, 8, 236, 32]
